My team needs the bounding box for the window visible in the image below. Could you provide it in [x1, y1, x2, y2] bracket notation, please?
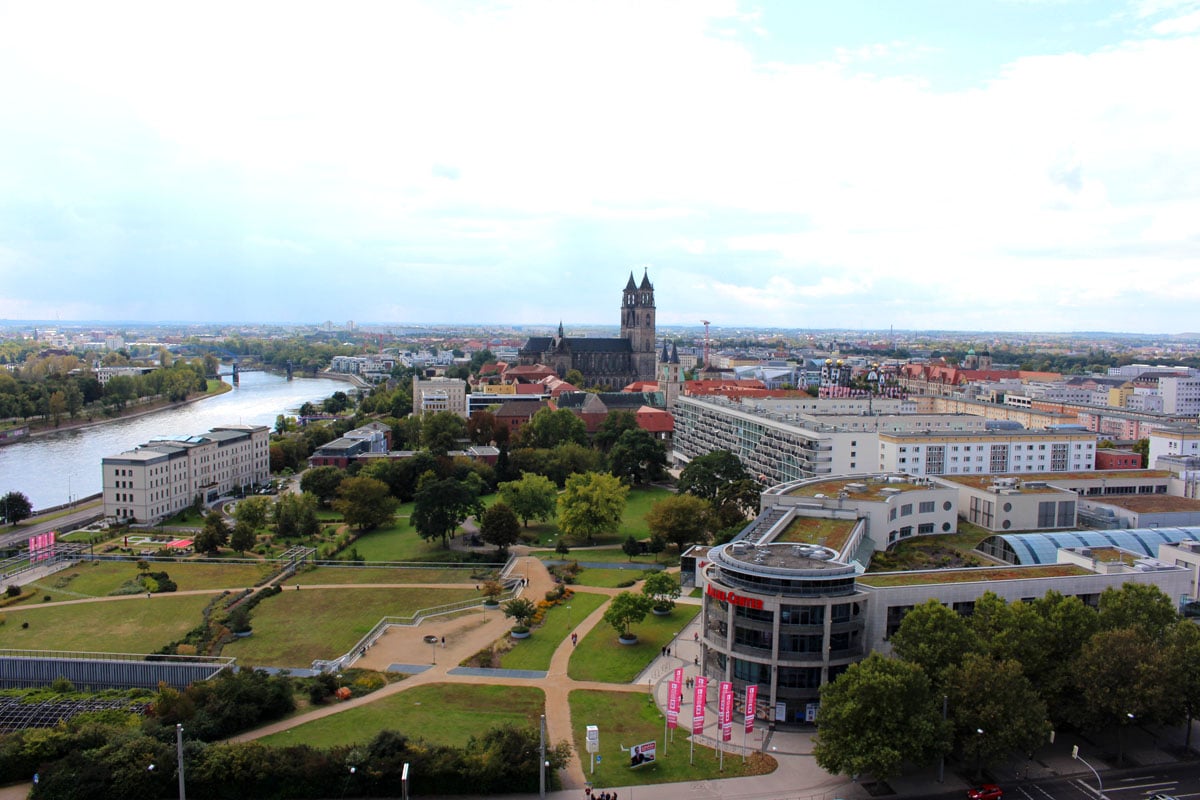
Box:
[918, 523, 934, 534]
[919, 501, 935, 513]
[901, 504, 913, 516]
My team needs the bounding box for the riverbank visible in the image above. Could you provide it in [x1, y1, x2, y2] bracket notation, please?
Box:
[16, 380, 234, 442]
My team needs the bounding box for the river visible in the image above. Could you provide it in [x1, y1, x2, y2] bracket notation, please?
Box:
[0, 371, 348, 510]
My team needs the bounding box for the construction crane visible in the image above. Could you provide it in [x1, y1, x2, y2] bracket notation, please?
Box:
[701, 320, 711, 369]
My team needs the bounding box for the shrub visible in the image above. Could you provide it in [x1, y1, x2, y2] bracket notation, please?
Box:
[5, 585, 20, 598]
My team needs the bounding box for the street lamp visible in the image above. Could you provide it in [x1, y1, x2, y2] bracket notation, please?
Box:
[974, 728, 985, 779]
[1119, 712, 1135, 766]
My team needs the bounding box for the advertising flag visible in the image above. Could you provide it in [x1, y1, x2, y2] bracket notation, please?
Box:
[667, 680, 680, 729]
[744, 685, 758, 733]
[719, 682, 733, 742]
[691, 676, 708, 734]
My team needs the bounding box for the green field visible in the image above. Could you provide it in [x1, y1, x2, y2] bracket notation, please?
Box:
[258, 683, 546, 749]
[223, 587, 478, 667]
[568, 605, 700, 683]
[336, 517, 478, 562]
[24, 560, 276, 602]
[0, 593, 219, 653]
[499, 591, 609, 671]
[569, 690, 775, 788]
[570, 567, 653, 588]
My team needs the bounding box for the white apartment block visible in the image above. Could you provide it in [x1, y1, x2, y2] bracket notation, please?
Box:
[412, 376, 468, 418]
[1159, 376, 1200, 415]
[102, 425, 270, 523]
[877, 430, 1096, 477]
[1150, 425, 1200, 467]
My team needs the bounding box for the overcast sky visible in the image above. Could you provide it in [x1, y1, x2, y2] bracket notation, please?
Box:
[1, 0, 1198, 333]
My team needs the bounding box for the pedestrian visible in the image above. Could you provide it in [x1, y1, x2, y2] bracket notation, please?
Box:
[441, 636, 446, 648]
[694, 631, 699, 642]
[666, 646, 671, 657]
[146, 591, 151, 599]
[694, 656, 699, 666]
[661, 646, 666, 657]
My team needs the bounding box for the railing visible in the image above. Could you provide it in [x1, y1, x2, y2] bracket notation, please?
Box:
[312, 554, 521, 673]
[0, 648, 233, 666]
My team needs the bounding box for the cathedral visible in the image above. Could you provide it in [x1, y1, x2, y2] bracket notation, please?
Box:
[518, 271, 659, 389]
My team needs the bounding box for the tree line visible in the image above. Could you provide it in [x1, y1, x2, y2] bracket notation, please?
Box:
[813, 583, 1200, 780]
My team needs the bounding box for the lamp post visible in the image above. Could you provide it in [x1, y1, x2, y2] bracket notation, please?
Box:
[1119, 712, 1135, 766]
[1072, 744, 1103, 795]
[176, 723, 186, 800]
[975, 728, 984, 780]
[937, 695, 947, 783]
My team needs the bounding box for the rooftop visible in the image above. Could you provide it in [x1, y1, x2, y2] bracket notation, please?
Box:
[1089, 495, 1200, 514]
[786, 476, 929, 502]
[857, 563, 1092, 587]
[770, 516, 858, 553]
[944, 470, 1173, 491]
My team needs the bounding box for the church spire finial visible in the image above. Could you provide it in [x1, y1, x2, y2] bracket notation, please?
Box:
[557, 320, 564, 338]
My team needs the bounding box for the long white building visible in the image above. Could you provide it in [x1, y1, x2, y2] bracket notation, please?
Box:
[102, 425, 270, 523]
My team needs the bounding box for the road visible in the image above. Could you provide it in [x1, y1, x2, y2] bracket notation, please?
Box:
[915, 761, 1200, 800]
[0, 502, 104, 549]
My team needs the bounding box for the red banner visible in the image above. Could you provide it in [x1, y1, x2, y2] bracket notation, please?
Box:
[29, 531, 56, 563]
[692, 676, 708, 735]
[673, 666, 684, 687]
[744, 685, 758, 733]
[667, 680, 680, 729]
[719, 682, 733, 742]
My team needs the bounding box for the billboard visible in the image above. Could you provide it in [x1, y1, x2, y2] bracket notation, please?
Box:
[630, 740, 656, 768]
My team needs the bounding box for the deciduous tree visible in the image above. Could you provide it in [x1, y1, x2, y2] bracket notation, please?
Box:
[602, 591, 654, 639]
[300, 466, 347, 507]
[813, 653, 951, 780]
[891, 598, 983, 685]
[497, 472, 558, 528]
[944, 653, 1050, 778]
[421, 411, 467, 456]
[641, 570, 680, 611]
[1098, 582, 1177, 642]
[479, 502, 521, 555]
[412, 474, 484, 547]
[608, 428, 667, 485]
[1, 491, 32, 525]
[195, 513, 230, 554]
[518, 408, 587, 450]
[233, 495, 272, 532]
[645, 493, 713, 554]
[557, 472, 628, 544]
[230, 520, 257, 555]
[333, 476, 398, 531]
[678, 450, 749, 501]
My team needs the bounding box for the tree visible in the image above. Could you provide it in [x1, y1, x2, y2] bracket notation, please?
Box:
[557, 472, 628, 544]
[1, 491, 32, 525]
[273, 492, 319, 538]
[678, 450, 750, 502]
[890, 598, 983, 685]
[194, 513, 230, 554]
[412, 474, 484, 547]
[1070, 627, 1156, 734]
[233, 495, 272, 532]
[1098, 582, 1177, 642]
[502, 597, 537, 630]
[602, 591, 654, 640]
[467, 410, 498, 445]
[333, 476, 398, 531]
[621, 535, 641, 561]
[607, 428, 668, 485]
[1150, 620, 1200, 749]
[497, 472, 558, 528]
[421, 411, 467, 456]
[641, 570, 680, 612]
[300, 465, 347, 507]
[479, 502, 521, 555]
[813, 653, 951, 780]
[518, 408, 588, 450]
[944, 654, 1050, 778]
[47, 390, 66, 426]
[1031, 590, 1100, 724]
[647, 533, 666, 562]
[593, 410, 638, 452]
[645, 493, 713, 554]
[230, 520, 257, 555]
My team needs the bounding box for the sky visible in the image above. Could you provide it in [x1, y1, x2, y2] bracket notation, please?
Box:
[1, 0, 1199, 333]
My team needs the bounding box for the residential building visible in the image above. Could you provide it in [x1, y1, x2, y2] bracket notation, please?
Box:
[412, 376, 467, 418]
[876, 429, 1096, 476]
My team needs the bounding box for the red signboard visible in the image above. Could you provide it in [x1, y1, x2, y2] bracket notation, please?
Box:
[719, 681, 733, 742]
[667, 680, 680, 729]
[692, 676, 708, 735]
[744, 685, 758, 733]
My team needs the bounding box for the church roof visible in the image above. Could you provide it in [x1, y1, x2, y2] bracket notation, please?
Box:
[561, 338, 633, 353]
[555, 391, 662, 410]
[639, 270, 653, 291]
[625, 272, 638, 291]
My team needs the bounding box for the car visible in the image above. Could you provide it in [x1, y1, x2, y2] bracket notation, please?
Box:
[1149, 794, 1179, 800]
[967, 786, 1003, 800]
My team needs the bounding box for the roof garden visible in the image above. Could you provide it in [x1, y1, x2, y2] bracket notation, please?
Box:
[857, 563, 1092, 587]
[786, 478, 927, 502]
[1079, 547, 1139, 566]
[771, 516, 858, 553]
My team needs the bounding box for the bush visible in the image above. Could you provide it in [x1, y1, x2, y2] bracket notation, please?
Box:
[5, 585, 20, 598]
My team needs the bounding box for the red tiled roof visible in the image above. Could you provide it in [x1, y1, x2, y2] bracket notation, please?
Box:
[636, 406, 674, 433]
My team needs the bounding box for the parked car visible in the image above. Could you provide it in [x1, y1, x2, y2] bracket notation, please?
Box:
[967, 786, 1003, 800]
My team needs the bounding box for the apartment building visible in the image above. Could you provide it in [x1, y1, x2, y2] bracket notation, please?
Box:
[412, 376, 468, 418]
[102, 425, 270, 523]
[1160, 376, 1200, 415]
[877, 429, 1096, 476]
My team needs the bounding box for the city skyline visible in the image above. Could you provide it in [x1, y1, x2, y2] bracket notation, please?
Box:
[2, 1, 1198, 332]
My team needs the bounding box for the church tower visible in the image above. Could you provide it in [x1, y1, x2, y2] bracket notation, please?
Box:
[621, 269, 657, 381]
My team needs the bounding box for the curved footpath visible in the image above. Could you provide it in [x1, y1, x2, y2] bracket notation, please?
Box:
[235, 555, 863, 800]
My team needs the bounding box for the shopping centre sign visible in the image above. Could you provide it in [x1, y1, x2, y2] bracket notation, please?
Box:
[705, 585, 764, 610]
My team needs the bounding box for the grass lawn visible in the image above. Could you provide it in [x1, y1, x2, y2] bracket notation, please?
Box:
[341, 518, 476, 563]
[292, 566, 490, 585]
[568, 605, 700, 683]
[0, 593, 219, 653]
[258, 683, 545, 749]
[499, 591, 608, 671]
[24, 561, 275, 602]
[569, 690, 776, 788]
[224, 587, 477, 667]
[570, 568, 653, 589]
[495, 486, 674, 548]
[541, 547, 678, 567]
[867, 520, 994, 572]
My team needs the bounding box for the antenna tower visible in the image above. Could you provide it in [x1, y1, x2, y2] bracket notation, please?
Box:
[701, 320, 711, 368]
